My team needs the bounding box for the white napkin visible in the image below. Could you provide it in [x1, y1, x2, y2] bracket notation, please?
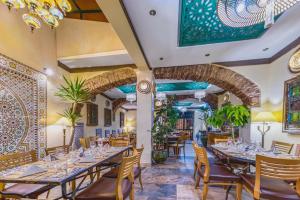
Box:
[19, 165, 47, 178]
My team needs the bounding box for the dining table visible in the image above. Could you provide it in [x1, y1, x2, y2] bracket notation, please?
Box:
[211, 142, 299, 166]
[0, 146, 130, 200]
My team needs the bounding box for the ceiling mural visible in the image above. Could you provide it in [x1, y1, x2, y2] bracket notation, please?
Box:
[179, 0, 278, 46]
[118, 82, 209, 94]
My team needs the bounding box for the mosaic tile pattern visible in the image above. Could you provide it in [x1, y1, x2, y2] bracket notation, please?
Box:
[0, 53, 47, 157]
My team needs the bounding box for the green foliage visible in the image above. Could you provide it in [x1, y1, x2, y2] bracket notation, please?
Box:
[152, 96, 179, 148]
[207, 104, 250, 129]
[55, 76, 90, 104]
[60, 108, 81, 127]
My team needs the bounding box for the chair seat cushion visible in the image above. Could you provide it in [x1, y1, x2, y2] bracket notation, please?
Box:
[1, 183, 52, 198]
[75, 177, 132, 200]
[241, 174, 300, 200]
[199, 164, 240, 182]
[103, 167, 141, 179]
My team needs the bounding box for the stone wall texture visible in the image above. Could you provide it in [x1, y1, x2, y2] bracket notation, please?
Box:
[153, 65, 260, 107]
[85, 67, 137, 95]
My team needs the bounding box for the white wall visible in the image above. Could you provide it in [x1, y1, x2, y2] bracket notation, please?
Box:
[80, 94, 127, 137]
[231, 46, 300, 152]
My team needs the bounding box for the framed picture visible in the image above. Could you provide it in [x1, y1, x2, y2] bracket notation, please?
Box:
[104, 108, 112, 127]
[86, 103, 98, 126]
[283, 76, 300, 134]
[120, 112, 125, 128]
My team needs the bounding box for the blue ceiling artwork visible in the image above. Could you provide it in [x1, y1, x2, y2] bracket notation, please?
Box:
[179, 0, 280, 46]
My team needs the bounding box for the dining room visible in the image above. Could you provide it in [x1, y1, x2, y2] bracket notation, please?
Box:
[1, 0, 300, 199]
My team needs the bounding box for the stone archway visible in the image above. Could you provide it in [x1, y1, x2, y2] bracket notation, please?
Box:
[85, 64, 260, 107]
[85, 67, 137, 95]
[153, 64, 260, 107]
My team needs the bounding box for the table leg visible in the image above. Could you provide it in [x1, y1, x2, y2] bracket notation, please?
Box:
[225, 185, 232, 200]
[61, 182, 69, 200]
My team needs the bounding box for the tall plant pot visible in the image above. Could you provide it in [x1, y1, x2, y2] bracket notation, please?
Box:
[152, 149, 168, 164]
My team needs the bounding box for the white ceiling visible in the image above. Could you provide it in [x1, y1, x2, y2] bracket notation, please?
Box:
[123, 0, 300, 68]
[58, 50, 133, 68]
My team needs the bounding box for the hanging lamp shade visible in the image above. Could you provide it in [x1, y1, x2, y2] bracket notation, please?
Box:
[50, 7, 64, 20]
[25, 0, 41, 11]
[2, 0, 25, 9]
[56, 0, 72, 13]
[42, 13, 59, 28]
[217, 0, 300, 28]
[22, 13, 41, 31]
[40, 0, 55, 9]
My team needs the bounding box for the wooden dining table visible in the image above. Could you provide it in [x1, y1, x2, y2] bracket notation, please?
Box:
[0, 146, 130, 200]
[211, 142, 299, 166]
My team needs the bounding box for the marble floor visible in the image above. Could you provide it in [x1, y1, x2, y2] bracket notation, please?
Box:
[134, 143, 252, 200]
[41, 143, 252, 200]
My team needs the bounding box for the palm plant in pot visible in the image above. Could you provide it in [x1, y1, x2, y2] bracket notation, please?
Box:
[207, 103, 250, 141]
[152, 96, 178, 164]
[56, 76, 90, 149]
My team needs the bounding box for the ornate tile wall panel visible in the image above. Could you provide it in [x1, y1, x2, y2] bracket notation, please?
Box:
[0, 53, 47, 157]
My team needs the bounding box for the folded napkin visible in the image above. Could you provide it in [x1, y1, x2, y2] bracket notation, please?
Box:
[19, 165, 47, 178]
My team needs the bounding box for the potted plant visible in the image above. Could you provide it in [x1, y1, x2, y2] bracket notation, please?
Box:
[207, 104, 250, 140]
[152, 96, 178, 164]
[56, 76, 91, 149]
[198, 107, 211, 147]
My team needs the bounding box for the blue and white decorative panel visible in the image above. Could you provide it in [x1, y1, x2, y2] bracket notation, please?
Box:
[0, 53, 47, 156]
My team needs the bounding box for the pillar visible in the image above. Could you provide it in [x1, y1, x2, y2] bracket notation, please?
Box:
[136, 70, 154, 164]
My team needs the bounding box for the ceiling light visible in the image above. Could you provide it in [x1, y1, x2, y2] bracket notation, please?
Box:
[194, 90, 206, 101]
[149, 9, 156, 16]
[217, 0, 299, 29]
[156, 92, 167, 102]
[159, 57, 164, 60]
[126, 93, 136, 104]
[205, 53, 210, 57]
[1, 0, 71, 31]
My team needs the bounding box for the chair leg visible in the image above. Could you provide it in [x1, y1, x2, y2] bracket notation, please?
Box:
[193, 164, 197, 179]
[138, 174, 143, 190]
[202, 183, 208, 200]
[236, 183, 242, 200]
[195, 173, 200, 188]
[130, 183, 135, 200]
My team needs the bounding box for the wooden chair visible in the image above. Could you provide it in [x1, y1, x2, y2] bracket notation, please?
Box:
[192, 141, 199, 179]
[79, 137, 91, 149]
[75, 152, 137, 200]
[167, 134, 188, 158]
[194, 146, 242, 200]
[214, 138, 229, 144]
[103, 145, 145, 190]
[0, 150, 53, 199]
[241, 154, 300, 200]
[110, 138, 130, 147]
[45, 145, 70, 156]
[295, 144, 300, 156]
[271, 140, 294, 154]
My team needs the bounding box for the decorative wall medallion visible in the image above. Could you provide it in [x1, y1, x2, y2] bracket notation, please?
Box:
[137, 80, 152, 94]
[0, 53, 47, 157]
[289, 48, 300, 73]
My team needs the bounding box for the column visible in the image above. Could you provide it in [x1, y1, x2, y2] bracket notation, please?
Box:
[136, 70, 154, 164]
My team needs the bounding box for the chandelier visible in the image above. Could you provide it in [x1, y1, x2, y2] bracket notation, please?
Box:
[1, 0, 72, 31]
[194, 90, 206, 101]
[217, 0, 300, 29]
[156, 92, 167, 102]
[126, 93, 136, 104]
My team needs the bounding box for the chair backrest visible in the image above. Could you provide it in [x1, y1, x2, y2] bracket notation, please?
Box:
[115, 152, 137, 199]
[133, 145, 144, 168]
[45, 145, 70, 156]
[0, 150, 37, 171]
[254, 154, 300, 199]
[194, 146, 210, 182]
[214, 138, 229, 144]
[110, 139, 130, 147]
[271, 140, 294, 154]
[79, 137, 90, 149]
[295, 144, 300, 156]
